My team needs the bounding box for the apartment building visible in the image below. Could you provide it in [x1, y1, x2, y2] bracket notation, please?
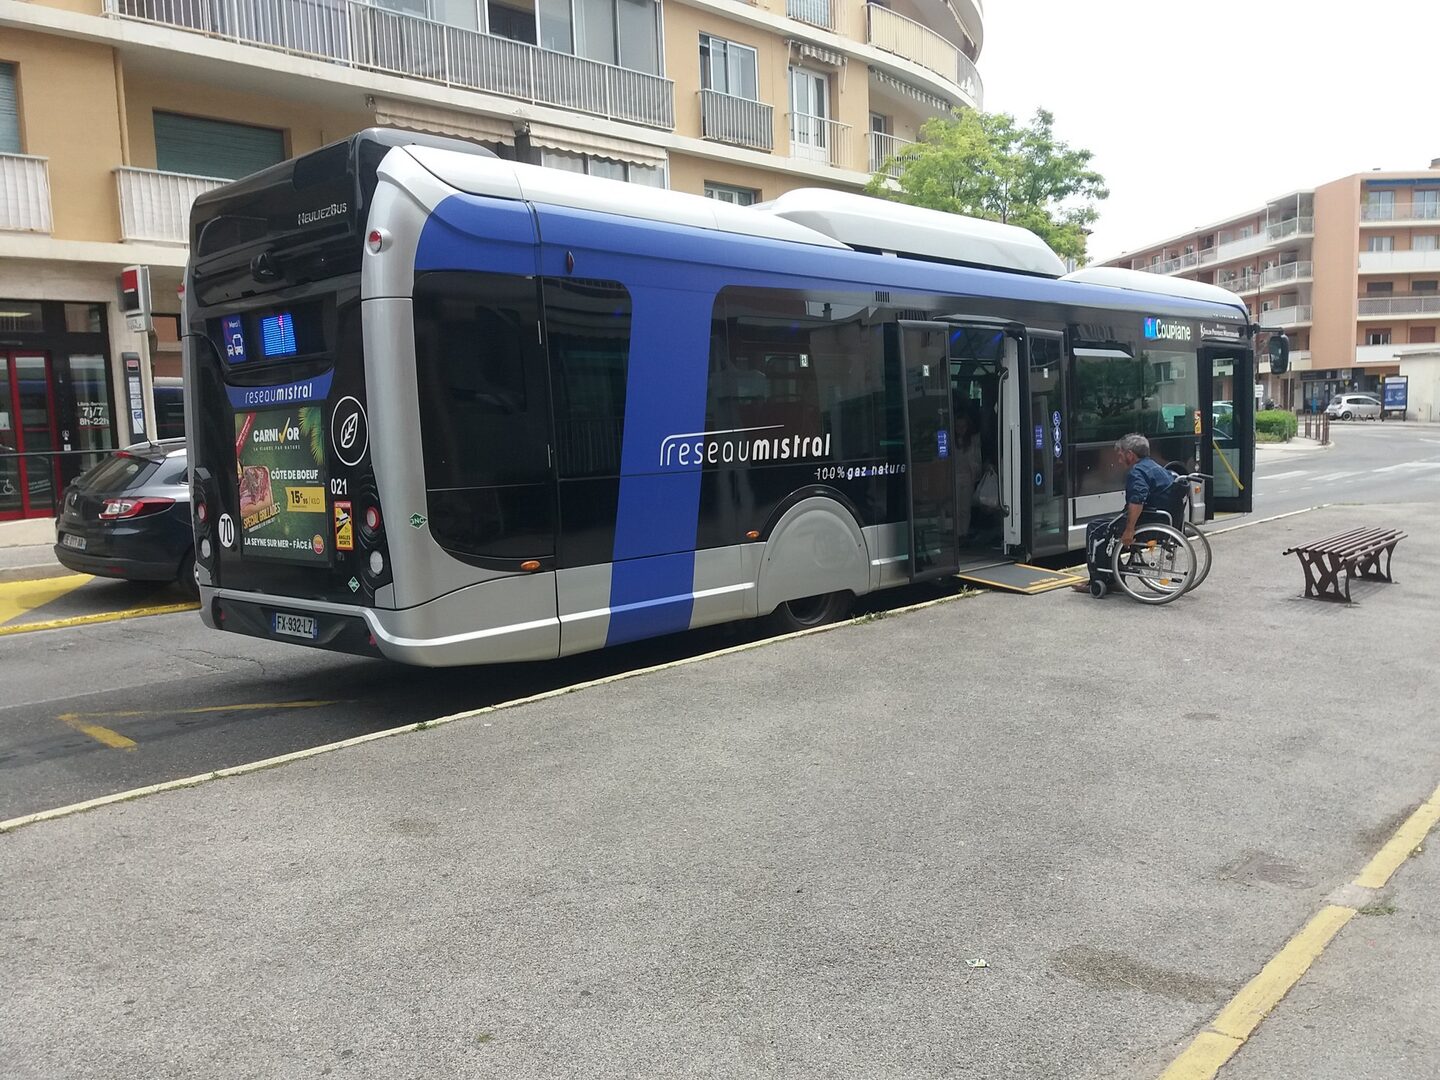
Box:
[0, 0, 983, 520]
[1103, 162, 1440, 412]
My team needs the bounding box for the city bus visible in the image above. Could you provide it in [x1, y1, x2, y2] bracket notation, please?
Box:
[183, 130, 1254, 666]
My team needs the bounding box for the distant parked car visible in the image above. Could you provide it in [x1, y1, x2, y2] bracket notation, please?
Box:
[1326, 394, 1381, 421]
[1212, 401, 1234, 437]
[54, 440, 196, 596]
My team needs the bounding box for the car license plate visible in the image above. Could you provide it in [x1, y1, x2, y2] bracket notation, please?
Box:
[273, 612, 319, 640]
[61, 533, 87, 551]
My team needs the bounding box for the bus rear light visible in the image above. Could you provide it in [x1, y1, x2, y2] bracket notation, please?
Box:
[364, 506, 382, 532]
[101, 496, 175, 520]
[367, 229, 387, 253]
[201, 538, 212, 560]
[196, 500, 209, 525]
[368, 551, 384, 576]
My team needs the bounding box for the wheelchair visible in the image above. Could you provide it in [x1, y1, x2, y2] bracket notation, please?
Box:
[1083, 473, 1211, 605]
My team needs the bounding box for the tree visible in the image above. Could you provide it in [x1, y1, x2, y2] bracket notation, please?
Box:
[865, 109, 1109, 265]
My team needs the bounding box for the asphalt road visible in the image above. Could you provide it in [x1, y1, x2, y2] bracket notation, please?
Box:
[1252, 420, 1440, 517]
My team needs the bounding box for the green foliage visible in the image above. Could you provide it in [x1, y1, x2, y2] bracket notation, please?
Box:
[864, 108, 1109, 264]
[1256, 409, 1297, 441]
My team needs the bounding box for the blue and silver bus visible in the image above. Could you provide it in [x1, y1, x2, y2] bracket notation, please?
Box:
[184, 130, 1254, 666]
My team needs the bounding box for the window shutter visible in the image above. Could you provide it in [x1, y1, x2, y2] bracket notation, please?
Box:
[153, 112, 285, 180]
[0, 64, 20, 154]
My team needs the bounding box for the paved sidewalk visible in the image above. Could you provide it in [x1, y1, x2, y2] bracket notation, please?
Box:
[0, 519, 62, 583]
[2, 502, 1438, 1080]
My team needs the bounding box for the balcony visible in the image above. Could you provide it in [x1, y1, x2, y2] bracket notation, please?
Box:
[698, 90, 773, 153]
[787, 0, 844, 33]
[1258, 305, 1312, 328]
[1265, 216, 1314, 241]
[868, 130, 914, 177]
[1215, 274, 1260, 295]
[105, 0, 675, 130]
[1357, 294, 1440, 318]
[1358, 249, 1440, 273]
[1361, 202, 1440, 223]
[866, 4, 983, 104]
[116, 167, 227, 244]
[0, 154, 54, 234]
[789, 112, 851, 168]
[1261, 261, 1313, 288]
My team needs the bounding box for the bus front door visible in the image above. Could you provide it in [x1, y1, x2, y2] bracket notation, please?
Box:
[1201, 345, 1255, 515]
[897, 321, 959, 581]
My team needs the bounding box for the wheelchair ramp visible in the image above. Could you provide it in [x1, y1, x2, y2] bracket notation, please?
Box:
[956, 561, 1086, 594]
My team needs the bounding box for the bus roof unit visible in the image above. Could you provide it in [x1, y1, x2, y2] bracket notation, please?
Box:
[1062, 266, 1249, 318]
[752, 188, 1069, 278]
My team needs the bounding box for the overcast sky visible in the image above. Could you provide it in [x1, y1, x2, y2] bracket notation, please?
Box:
[978, 0, 1440, 263]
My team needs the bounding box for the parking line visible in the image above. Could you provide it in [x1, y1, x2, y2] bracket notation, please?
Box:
[57, 714, 138, 752]
[0, 574, 93, 628]
[0, 601, 199, 637]
[1157, 779, 1440, 1079]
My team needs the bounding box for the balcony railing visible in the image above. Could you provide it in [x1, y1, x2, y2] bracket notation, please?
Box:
[789, 112, 851, 168]
[1361, 202, 1440, 222]
[1359, 249, 1440, 272]
[866, 4, 983, 104]
[1215, 274, 1260, 295]
[787, 0, 843, 33]
[1258, 305, 1312, 328]
[1357, 294, 1440, 317]
[116, 167, 227, 244]
[698, 90, 773, 152]
[105, 0, 675, 129]
[0, 154, 54, 234]
[868, 130, 913, 177]
[1265, 216, 1314, 241]
[1261, 260, 1313, 287]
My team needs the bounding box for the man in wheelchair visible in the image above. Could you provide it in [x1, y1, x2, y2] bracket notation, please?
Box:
[1074, 433, 1180, 592]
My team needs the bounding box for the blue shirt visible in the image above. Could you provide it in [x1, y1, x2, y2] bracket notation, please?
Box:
[1126, 456, 1176, 510]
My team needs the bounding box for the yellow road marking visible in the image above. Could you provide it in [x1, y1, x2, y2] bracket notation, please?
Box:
[0, 601, 199, 637]
[57, 714, 138, 752]
[1354, 784, 1440, 888]
[0, 574, 93, 626]
[1159, 781, 1440, 1079]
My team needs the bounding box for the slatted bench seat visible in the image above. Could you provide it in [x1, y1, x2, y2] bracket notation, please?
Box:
[1282, 527, 1406, 602]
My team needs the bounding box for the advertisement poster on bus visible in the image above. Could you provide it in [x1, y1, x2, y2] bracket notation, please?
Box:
[233, 406, 329, 564]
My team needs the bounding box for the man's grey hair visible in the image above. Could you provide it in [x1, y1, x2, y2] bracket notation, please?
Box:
[1115, 433, 1151, 458]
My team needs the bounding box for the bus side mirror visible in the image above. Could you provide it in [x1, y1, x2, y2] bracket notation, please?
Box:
[1268, 332, 1290, 374]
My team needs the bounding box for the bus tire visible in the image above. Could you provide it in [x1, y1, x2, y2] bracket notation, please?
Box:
[763, 591, 853, 633]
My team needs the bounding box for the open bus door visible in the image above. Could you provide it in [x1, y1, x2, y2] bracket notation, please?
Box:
[896, 321, 959, 581]
[1199, 344, 1255, 516]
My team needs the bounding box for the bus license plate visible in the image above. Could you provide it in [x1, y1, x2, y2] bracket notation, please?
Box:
[273, 612, 318, 640]
[61, 533, 87, 551]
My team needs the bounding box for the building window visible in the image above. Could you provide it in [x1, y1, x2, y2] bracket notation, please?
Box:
[1366, 282, 1394, 295]
[1366, 329, 1392, 346]
[0, 301, 43, 334]
[1238, 225, 1253, 239]
[540, 148, 666, 187]
[1413, 234, 1438, 252]
[1368, 236, 1395, 253]
[704, 183, 759, 206]
[488, 3, 537, 43]
[0, 63, 19, 155]
[153, 112, 285, 180]
[1416, 190, 1440, 219]
[541, 0, 660, 74]
[700, 34, 758, 99]
[1411, 327, 1437, 344]
[1366, 189, 1395, 215]
[1414, 280, 1438, 294]
[788, 67, 831, 162]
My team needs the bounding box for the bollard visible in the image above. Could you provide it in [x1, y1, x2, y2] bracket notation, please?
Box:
[1321, 412, 1330, 446]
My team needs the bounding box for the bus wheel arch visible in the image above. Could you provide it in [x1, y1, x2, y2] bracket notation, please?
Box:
[755, 494, 870, 625]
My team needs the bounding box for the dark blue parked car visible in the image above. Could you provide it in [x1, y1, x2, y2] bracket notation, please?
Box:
[54, 439, 196, 596]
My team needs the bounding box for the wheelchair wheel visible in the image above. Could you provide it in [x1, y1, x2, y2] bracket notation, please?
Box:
[1110, 523, 1195, 605]
[1089, 579, 1107, 599]
[1181, 522, 1213, 590]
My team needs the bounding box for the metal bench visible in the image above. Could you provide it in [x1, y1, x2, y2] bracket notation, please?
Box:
[1282, 527, 1406, 602]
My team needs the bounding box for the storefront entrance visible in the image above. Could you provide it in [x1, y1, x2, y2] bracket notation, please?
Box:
[0, 301, 117, 519]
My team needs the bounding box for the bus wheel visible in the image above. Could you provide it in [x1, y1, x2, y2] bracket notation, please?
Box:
[764, 592, 853, 633]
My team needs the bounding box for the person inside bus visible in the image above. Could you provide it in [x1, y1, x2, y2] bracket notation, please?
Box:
[952, 405, 983, 541]
[1074, 432, 1176, 592]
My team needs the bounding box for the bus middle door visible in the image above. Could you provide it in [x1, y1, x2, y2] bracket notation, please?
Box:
[896, 320, 959, 581]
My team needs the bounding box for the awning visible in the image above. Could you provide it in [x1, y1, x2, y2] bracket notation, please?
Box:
[523, 122, 668, 169]
[794, 41, 846, 68]
[371, 98, 518, 145]
[870, 67, 953, 114]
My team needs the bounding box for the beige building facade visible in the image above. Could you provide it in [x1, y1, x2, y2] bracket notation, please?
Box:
[1103, 163, 1440, 413]
[0, 0, 983, 519]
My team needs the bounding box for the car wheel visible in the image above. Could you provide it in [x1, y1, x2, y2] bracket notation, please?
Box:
[177, 549, 199, 599]
[1341, 411, 1353, 421]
